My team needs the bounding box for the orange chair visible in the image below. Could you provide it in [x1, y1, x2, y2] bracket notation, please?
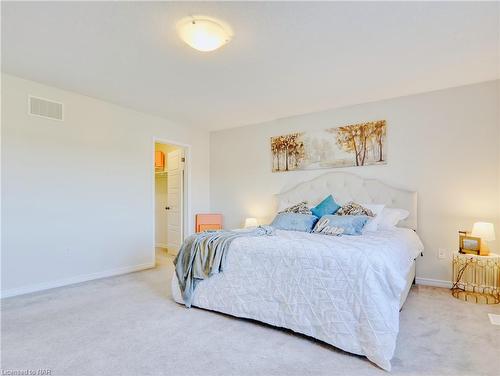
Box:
[195, 214, 223, 232]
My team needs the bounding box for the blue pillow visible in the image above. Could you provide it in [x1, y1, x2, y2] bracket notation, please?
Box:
[311, 195, 341, 218]
[312, 215, 369, 236]
[271, 213, 318, 233]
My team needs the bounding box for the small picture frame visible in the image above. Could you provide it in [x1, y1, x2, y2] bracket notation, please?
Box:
[459, 231, 481, 255]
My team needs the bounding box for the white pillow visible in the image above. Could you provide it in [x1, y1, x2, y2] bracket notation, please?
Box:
[360, 203, 385, 232]
[378, 208, 410, 229]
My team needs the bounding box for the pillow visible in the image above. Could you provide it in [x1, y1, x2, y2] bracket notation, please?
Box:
[311, 216, 344, 236]
[271, 213, 318, 232]
[360, 203, 385, 232]
[378, 208, 410, 229]
[278, 201, 312, 215]
[336, 201, 375, 217]
[310, 195, 341, 218]
[312, 215, 369, 236]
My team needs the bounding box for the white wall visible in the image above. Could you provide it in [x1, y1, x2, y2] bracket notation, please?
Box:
[1, 74, 210, 296]
[210, 81, 500, 283]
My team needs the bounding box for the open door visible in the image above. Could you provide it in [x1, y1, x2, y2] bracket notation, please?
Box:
[155, 172, 168, 248]
[166, 149, 184, 255]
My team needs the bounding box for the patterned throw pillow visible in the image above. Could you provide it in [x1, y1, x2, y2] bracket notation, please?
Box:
[312, 217, 344, 236]
[312, 215, 369, 236]
[336, 201, 375, 217]
[278, 201, 312, 215]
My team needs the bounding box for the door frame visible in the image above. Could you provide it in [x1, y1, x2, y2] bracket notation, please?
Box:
[152, 137, 192, 260]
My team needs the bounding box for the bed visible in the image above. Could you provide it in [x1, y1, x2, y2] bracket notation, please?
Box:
[172, 172, 423, 371]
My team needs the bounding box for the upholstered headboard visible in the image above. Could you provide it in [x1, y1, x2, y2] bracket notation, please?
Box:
[275, 172, 418, 230]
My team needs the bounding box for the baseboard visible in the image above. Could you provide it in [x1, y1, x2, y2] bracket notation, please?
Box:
[1, 262, 155, 299]
[415, 277, 452, 288]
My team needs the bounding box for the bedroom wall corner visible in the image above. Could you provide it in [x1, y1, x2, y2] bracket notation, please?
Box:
[497, 78, 500, 250]
[1, 74, 210, 297]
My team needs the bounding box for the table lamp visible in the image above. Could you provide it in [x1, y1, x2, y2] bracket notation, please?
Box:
[244, 217, 258, 228]
[471, 222, 495, 256]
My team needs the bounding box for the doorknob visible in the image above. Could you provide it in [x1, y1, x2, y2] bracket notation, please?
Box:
[165, 206, 171, 210]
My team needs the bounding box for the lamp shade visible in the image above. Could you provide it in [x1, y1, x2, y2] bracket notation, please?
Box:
[471, 222, 496, 242]
[244, 217, 258, 228]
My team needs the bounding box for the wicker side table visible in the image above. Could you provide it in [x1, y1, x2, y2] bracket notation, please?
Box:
[451, 252, 500, 304]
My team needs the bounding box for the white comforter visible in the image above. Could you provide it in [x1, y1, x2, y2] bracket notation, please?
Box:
[172, 228, 423, 371]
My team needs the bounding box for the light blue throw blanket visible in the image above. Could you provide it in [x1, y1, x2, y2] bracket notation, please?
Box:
[174, 226, 275, 307]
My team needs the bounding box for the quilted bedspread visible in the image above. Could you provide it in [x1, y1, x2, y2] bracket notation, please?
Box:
[172, 228, 423, 371]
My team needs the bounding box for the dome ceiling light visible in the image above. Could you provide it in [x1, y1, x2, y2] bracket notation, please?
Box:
[176, 16, 233, 52]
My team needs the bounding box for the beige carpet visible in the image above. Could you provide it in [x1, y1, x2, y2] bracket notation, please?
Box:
[2, 250, 499, 376]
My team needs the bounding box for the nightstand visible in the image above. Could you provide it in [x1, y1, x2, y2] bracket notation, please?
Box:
[451, 252, 500, 304]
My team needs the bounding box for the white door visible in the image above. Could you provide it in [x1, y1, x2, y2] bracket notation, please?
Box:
[166, 149, 184, 255]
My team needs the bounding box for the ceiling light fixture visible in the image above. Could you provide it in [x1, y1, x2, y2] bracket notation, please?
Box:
[176, 16, 233, 52]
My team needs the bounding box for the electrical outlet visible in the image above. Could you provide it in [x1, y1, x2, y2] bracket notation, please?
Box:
[438, 248, 447, 259]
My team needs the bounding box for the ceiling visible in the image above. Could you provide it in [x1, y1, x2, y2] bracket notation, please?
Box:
[2, 2, 499, 131]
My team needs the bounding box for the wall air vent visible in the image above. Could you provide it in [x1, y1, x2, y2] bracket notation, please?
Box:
[29, 96, 63, 121]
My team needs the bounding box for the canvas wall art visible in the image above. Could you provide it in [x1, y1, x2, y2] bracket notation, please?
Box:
[270, 120, 387, 172]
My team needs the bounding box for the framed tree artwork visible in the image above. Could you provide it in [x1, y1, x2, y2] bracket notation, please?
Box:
[270, 120, 387, 172]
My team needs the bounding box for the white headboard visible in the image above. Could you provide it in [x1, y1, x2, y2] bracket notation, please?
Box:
[275, 172, 418, 230]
